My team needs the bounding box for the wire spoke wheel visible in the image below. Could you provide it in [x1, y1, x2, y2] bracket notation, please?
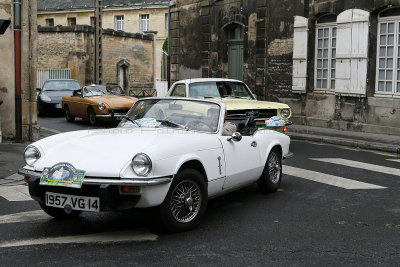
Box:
[268, 152, 281, 184]
[170, 180, 202, 223]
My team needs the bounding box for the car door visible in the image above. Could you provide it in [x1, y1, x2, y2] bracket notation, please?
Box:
[219, 134, 263, 190]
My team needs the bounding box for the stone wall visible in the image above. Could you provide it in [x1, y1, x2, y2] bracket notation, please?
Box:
[0, 0, 15, 141]
[37, 25, 154, 93]
[170, 0, 400, 136]
[0, 0, 38, 142]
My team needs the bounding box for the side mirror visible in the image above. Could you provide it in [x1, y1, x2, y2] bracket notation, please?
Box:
[227, 132, 242, 142]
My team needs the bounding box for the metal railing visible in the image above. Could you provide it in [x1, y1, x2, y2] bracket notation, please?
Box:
[36, 69, 71, 89]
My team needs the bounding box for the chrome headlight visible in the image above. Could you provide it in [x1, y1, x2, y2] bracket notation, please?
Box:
[24, 146, 41, 166]
[40, 93, 51, 102]
[98, 102, 106, 111]
[131, 153, 152, 176]
[280, 108, 291, 119]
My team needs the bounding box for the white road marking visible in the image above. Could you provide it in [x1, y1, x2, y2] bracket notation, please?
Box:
[0, 230, 158, 248]
[40, 127, 61, 134]
[3, 173, 24, 181]
[387, 159, 400, 163]
[0, 185, 32, 201]
[0, 210, 51, 224]
[283, 165, 386, 190]
[311, 158, 400, 177]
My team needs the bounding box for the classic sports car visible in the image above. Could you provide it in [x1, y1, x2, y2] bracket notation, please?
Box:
[167, 78, 292, 132]
[18, 98, 291, 232]
[62, 84, 138, 125]
[37, 79, 81, 116]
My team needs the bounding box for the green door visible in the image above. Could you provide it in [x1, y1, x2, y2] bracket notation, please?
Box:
[228, 44, 243, 81]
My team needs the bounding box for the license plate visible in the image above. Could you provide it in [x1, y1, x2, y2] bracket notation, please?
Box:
[45, 192, 100, 212]
[55, 103, 62, 109]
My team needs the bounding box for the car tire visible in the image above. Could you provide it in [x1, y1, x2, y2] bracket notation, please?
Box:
[257, 148, 282, 193]
[39, 202, 82, 219]
[88, 108, 97, 126]
[65, 105, 75, 122]
[160, 168, 208, 232]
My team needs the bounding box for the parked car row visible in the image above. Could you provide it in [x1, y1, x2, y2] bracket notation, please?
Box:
[38, 78, 292, 130]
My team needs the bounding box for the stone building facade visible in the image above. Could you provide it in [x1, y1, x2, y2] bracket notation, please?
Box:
[0, 0, 38, 142]
[170, 0, 400, 136]
[38, 25, 154, 92]
[37, 0, 168, 84]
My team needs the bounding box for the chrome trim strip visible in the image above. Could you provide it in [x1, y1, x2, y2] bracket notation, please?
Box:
[84, 177, 172, 186]
[18, 168, 173, 186]
[96, 113, 126, 118]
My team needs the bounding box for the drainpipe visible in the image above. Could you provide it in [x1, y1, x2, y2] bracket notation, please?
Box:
[14, 0, 22, 141]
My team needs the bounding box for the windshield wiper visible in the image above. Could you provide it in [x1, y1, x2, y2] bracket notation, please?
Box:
[121, 116, 141, 127]
[157, 120, 188, 130]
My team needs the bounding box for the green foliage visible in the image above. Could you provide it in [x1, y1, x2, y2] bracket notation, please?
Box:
[162, 37, 168, 52]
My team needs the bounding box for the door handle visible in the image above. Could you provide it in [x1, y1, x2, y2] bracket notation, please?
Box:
[251, 141, 257, 147]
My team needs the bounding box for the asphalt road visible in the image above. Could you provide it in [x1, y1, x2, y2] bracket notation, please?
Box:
[0, 115, 399, 266]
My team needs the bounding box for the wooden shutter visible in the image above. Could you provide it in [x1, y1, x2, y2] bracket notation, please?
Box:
[292, 16, 309, 92]
[336, 9, 369, 95]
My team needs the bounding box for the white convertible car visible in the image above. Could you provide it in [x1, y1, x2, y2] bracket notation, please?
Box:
[19, 98, 291, 232]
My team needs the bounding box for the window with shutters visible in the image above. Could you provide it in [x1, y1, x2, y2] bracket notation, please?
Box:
[315, 15, 337, 92]
[140, 14, 150, 33]
[115, 15, 124, 31]
[292, 16, 309, 92]
[376, 8, 400, 96]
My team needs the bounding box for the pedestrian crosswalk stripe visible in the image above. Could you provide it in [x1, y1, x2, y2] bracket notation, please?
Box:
[0, 185, 32, 201]
[0, 210, 51, 224]
[310, 158, 400, 177]
[283, 165, 386, 190]
[387, 159, 400, 163]
[0, 229, 158, 248]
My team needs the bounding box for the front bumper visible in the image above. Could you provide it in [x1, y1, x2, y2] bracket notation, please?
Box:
[18, 168, 173, 186]
[96, 113, 126, 121]
[18, 168, 173, 211]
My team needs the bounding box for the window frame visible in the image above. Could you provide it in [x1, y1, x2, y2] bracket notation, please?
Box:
[45, 18, 54, 27]
[115, 15, 124, 31]
[375, 15, 400, 97]
[67, 17, 76, 26]
[140, 14, 150, 33]
[314, 22, 337, 93]
[170, 84, 187, 97]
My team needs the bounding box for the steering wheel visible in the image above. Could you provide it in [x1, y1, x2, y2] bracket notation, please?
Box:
[185, 119, 213, 131]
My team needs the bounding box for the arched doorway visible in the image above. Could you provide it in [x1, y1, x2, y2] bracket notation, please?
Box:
[117, 59, 130, 93]
[225, 23, 244, 80]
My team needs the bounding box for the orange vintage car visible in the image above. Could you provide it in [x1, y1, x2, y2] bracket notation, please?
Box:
[62, 84, 138, 125]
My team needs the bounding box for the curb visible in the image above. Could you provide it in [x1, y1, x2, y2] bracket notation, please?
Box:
[287, 132, 400, 154]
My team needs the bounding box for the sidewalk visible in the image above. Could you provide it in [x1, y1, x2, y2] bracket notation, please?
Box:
[287, 124, 400, 154]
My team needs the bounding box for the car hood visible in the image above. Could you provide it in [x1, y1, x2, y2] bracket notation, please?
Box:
[30, 128, 221, 177]
[42, 90, 75, 103]
[211, 98, 290, 110]
[87, 95, 137, 107]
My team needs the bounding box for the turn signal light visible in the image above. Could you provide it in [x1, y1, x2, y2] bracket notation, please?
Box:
[122, 186, 136, 193]
[283, 127, 288, 132]
[24, 176, 30, 183]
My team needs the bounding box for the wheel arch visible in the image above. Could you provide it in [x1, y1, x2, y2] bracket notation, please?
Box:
[264, 143, 282, 163]
[176, 159, 208, 185]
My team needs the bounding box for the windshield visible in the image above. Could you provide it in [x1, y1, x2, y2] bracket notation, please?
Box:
[118, 99, 221, 133]
[83, 85, 125, 96]
[189, 81, 255, 99]
[42, 80, 80, 91]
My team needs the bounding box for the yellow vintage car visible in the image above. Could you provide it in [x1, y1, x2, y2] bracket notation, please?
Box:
[167, 78, 292, 132]
[62, 84, 138, 125]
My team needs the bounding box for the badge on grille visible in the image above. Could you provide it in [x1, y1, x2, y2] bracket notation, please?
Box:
[40, 162, 85, 189]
